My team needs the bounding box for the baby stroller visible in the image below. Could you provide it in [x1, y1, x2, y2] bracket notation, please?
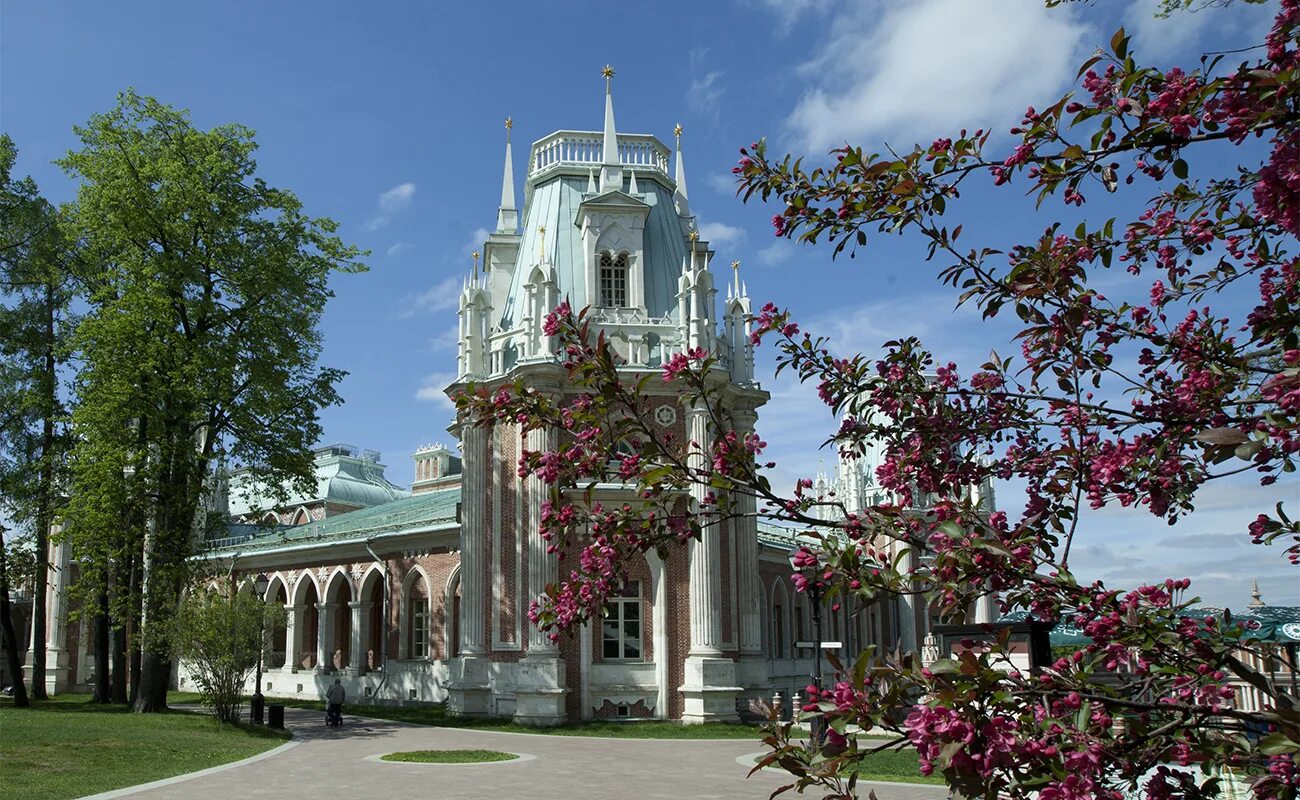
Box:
[325, 704, 343, 727]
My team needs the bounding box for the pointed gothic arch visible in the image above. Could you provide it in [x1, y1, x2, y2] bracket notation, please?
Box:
[443, 563, 461, 660]
[399, 565, 433, 660]
[770, 579, 790, 660]
[291, 507, 311, 526]
[358, 566, 386, 670]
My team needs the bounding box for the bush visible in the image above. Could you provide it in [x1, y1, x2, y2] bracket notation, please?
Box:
[171, 588, 266, 723]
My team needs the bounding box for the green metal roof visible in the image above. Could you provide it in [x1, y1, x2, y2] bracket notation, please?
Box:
[206, 486, 459, 555]
[498, 173, 694, 329]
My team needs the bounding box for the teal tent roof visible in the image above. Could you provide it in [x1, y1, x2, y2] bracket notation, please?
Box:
[498, 171, 693, 329]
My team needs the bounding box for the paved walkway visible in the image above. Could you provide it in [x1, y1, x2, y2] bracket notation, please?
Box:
[101, 708, 948, 800]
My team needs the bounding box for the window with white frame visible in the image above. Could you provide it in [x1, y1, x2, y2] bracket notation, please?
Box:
[598, 252, 629, 307]
[602, 581, 642, 660]
[410, 597, 429, 658]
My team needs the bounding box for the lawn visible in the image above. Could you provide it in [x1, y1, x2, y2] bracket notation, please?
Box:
[754, 747, 945, 786]
[380, 749, 518, 763]
[168, 690, 792, 739]
[0, 695, 290, 800]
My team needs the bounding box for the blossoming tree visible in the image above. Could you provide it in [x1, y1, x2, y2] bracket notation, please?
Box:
[459, 4, 1299, 798]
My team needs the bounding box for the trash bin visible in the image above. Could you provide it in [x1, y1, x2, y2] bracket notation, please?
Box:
[267, 704, 285, 729]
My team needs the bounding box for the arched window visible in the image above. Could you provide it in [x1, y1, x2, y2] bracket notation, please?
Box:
[598, 252, 629, 307]
[405, 572, 430, 659]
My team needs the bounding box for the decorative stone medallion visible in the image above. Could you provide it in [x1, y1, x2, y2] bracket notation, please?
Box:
[653, 404, 677, 428]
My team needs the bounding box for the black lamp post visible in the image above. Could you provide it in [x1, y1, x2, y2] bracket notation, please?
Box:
[251, 572, 269, 724]
[788, 549, 824, 749]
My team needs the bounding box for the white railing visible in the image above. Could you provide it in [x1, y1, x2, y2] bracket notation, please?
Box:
[529, 131, 671, 178]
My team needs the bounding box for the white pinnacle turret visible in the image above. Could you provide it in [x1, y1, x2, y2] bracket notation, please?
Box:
[599, 65, 623, 192]
[497, 117, 517, 233]
[674, 123, 690, 217]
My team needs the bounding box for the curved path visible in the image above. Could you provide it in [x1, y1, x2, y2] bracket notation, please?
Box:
[97, 707, 947, 799]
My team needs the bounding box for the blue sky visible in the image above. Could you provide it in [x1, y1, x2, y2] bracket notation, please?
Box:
[3, 0, 1293, 608]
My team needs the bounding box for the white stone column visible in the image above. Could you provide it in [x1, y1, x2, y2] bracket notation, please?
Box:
[283, 604, 299, 670]
[460, 420, 487, 655]
[448, 415, 491, 717]
[27, 528, 70, 694]
[681, 401, 739, 723]
[514, 407, 567, 726]
[525, 421, 559, 653]
[896, 546, 919, 652]
[348, 601, 364, 674]
[317, 603, 334, 671]
[733, 408, 763, 657]
[687, 403, 722, 656]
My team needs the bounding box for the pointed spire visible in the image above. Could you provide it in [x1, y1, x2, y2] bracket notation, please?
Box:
[674, 123, 690, 216]
[587, 168, 596, 194]
[629, 168, 639, 195]
[1249, 578, 1266, 608]
[472, 250, 480, 284]
[731, 259, 741, 296]
[496, 117, 517, 233]
[599, 65, 623, 192]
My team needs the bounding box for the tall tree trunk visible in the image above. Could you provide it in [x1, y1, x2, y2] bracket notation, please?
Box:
[28, 283, 56, 701]
[128, 551, 142, 704]
[92, 586, 110, 703]
[110, 563, 128, 703]
[0, 539, 30, 707]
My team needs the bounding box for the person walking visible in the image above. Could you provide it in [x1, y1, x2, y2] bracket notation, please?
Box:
[325, 678, 346, 727]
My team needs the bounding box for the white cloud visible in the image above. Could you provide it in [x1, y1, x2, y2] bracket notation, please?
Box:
[697, 220, 746, 248]
[365, 182, 417, 231]
[386, 242, 413, 257]
[463, 227, 490, 257]
[687, 71, 725, 115]
[1124, 0, 1274, 64]
[379, 182, 416, 213]
[787, 0, 1090, 151]
[756, 239, 794, 267]
[414, 371, 459, 409]
[427, 325, 459, 353]
[705, 172, 740, 195]
[398, 276, 461, 319]
[750, 0, 835, 34]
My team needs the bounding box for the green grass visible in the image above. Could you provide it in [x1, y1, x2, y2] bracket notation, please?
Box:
[0, 694, 291, 800]
[755, 748, 946, 786]
[380, 749, 518, 763]
[168, 690, 778, 739]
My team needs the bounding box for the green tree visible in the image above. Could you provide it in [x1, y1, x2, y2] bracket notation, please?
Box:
[0, 134, 77, 702]
[171, 583, 266, 723]
[59, 91, 365, 712]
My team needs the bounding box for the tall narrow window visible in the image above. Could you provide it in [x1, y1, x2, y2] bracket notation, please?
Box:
[602, 581, 642, 660]
[773, 602, 784, 658]
[411, 598, 429, 658]
[599, 252, 629, 307]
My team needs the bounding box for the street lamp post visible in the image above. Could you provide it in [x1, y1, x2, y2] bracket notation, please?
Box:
[251, 572, 269, 724]
[788, 549, 824, 749]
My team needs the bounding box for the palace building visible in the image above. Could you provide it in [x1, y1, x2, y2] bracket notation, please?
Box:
[23, 72, 907, 724]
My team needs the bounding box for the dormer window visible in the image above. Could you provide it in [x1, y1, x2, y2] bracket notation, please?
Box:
[598, 252, 629, 307]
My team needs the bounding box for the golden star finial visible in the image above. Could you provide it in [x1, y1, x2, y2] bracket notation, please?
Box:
[602, 64, 615, 79]
[504, 116, 513, 130]
[731, 259, 740, 274]
[472, 250, 480, 279]
[688, 230, 699, 243]
[674, 123, 683, 140]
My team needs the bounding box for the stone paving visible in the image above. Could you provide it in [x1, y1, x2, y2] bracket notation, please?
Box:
[100, 707, 948, 800]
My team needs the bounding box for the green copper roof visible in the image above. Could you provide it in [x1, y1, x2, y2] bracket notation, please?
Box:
[498, 173, 694, 329]
[207, 486, 459, 555]
[227, 447, 408, 517]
